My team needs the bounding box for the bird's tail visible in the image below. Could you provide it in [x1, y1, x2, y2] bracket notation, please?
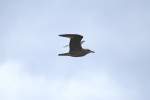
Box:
[58, 53, 70, 56]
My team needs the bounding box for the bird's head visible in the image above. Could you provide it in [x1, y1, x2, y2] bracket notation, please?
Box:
[85, 49, 95, 54]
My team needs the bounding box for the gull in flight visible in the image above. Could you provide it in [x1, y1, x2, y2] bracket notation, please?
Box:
[59, 34, 95, 57]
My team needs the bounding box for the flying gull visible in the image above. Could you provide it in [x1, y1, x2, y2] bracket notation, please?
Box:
[58, 34, 94, 57]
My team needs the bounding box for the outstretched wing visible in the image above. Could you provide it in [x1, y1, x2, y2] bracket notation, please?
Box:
[59, 34, 83, 52]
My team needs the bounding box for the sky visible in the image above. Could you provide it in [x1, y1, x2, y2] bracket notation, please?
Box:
[0, 0, 150, 100]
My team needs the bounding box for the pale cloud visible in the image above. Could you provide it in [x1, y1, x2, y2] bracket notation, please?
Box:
[0, 61, 138, 100]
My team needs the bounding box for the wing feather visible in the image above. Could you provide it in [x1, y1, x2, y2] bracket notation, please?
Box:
[59, 34, 83, 52]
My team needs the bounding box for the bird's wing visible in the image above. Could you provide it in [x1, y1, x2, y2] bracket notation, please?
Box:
[59, 34, 83, 52]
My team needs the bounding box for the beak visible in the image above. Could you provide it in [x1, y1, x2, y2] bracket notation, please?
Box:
[91, 51, 95, 53]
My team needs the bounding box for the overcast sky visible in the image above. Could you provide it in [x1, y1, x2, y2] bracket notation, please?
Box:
[0, 0, 150, 100]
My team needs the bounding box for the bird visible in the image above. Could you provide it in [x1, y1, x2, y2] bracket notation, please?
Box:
[58, 34, 95, 57]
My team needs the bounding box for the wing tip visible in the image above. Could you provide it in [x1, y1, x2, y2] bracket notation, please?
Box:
[58, 34, 83, 38]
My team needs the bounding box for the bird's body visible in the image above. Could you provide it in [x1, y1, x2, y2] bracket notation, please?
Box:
[59, 34, 94, 57]
[59, 49, 92, 57]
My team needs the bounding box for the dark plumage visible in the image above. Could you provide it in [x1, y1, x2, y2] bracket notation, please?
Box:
[59, 34, 94, 57]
